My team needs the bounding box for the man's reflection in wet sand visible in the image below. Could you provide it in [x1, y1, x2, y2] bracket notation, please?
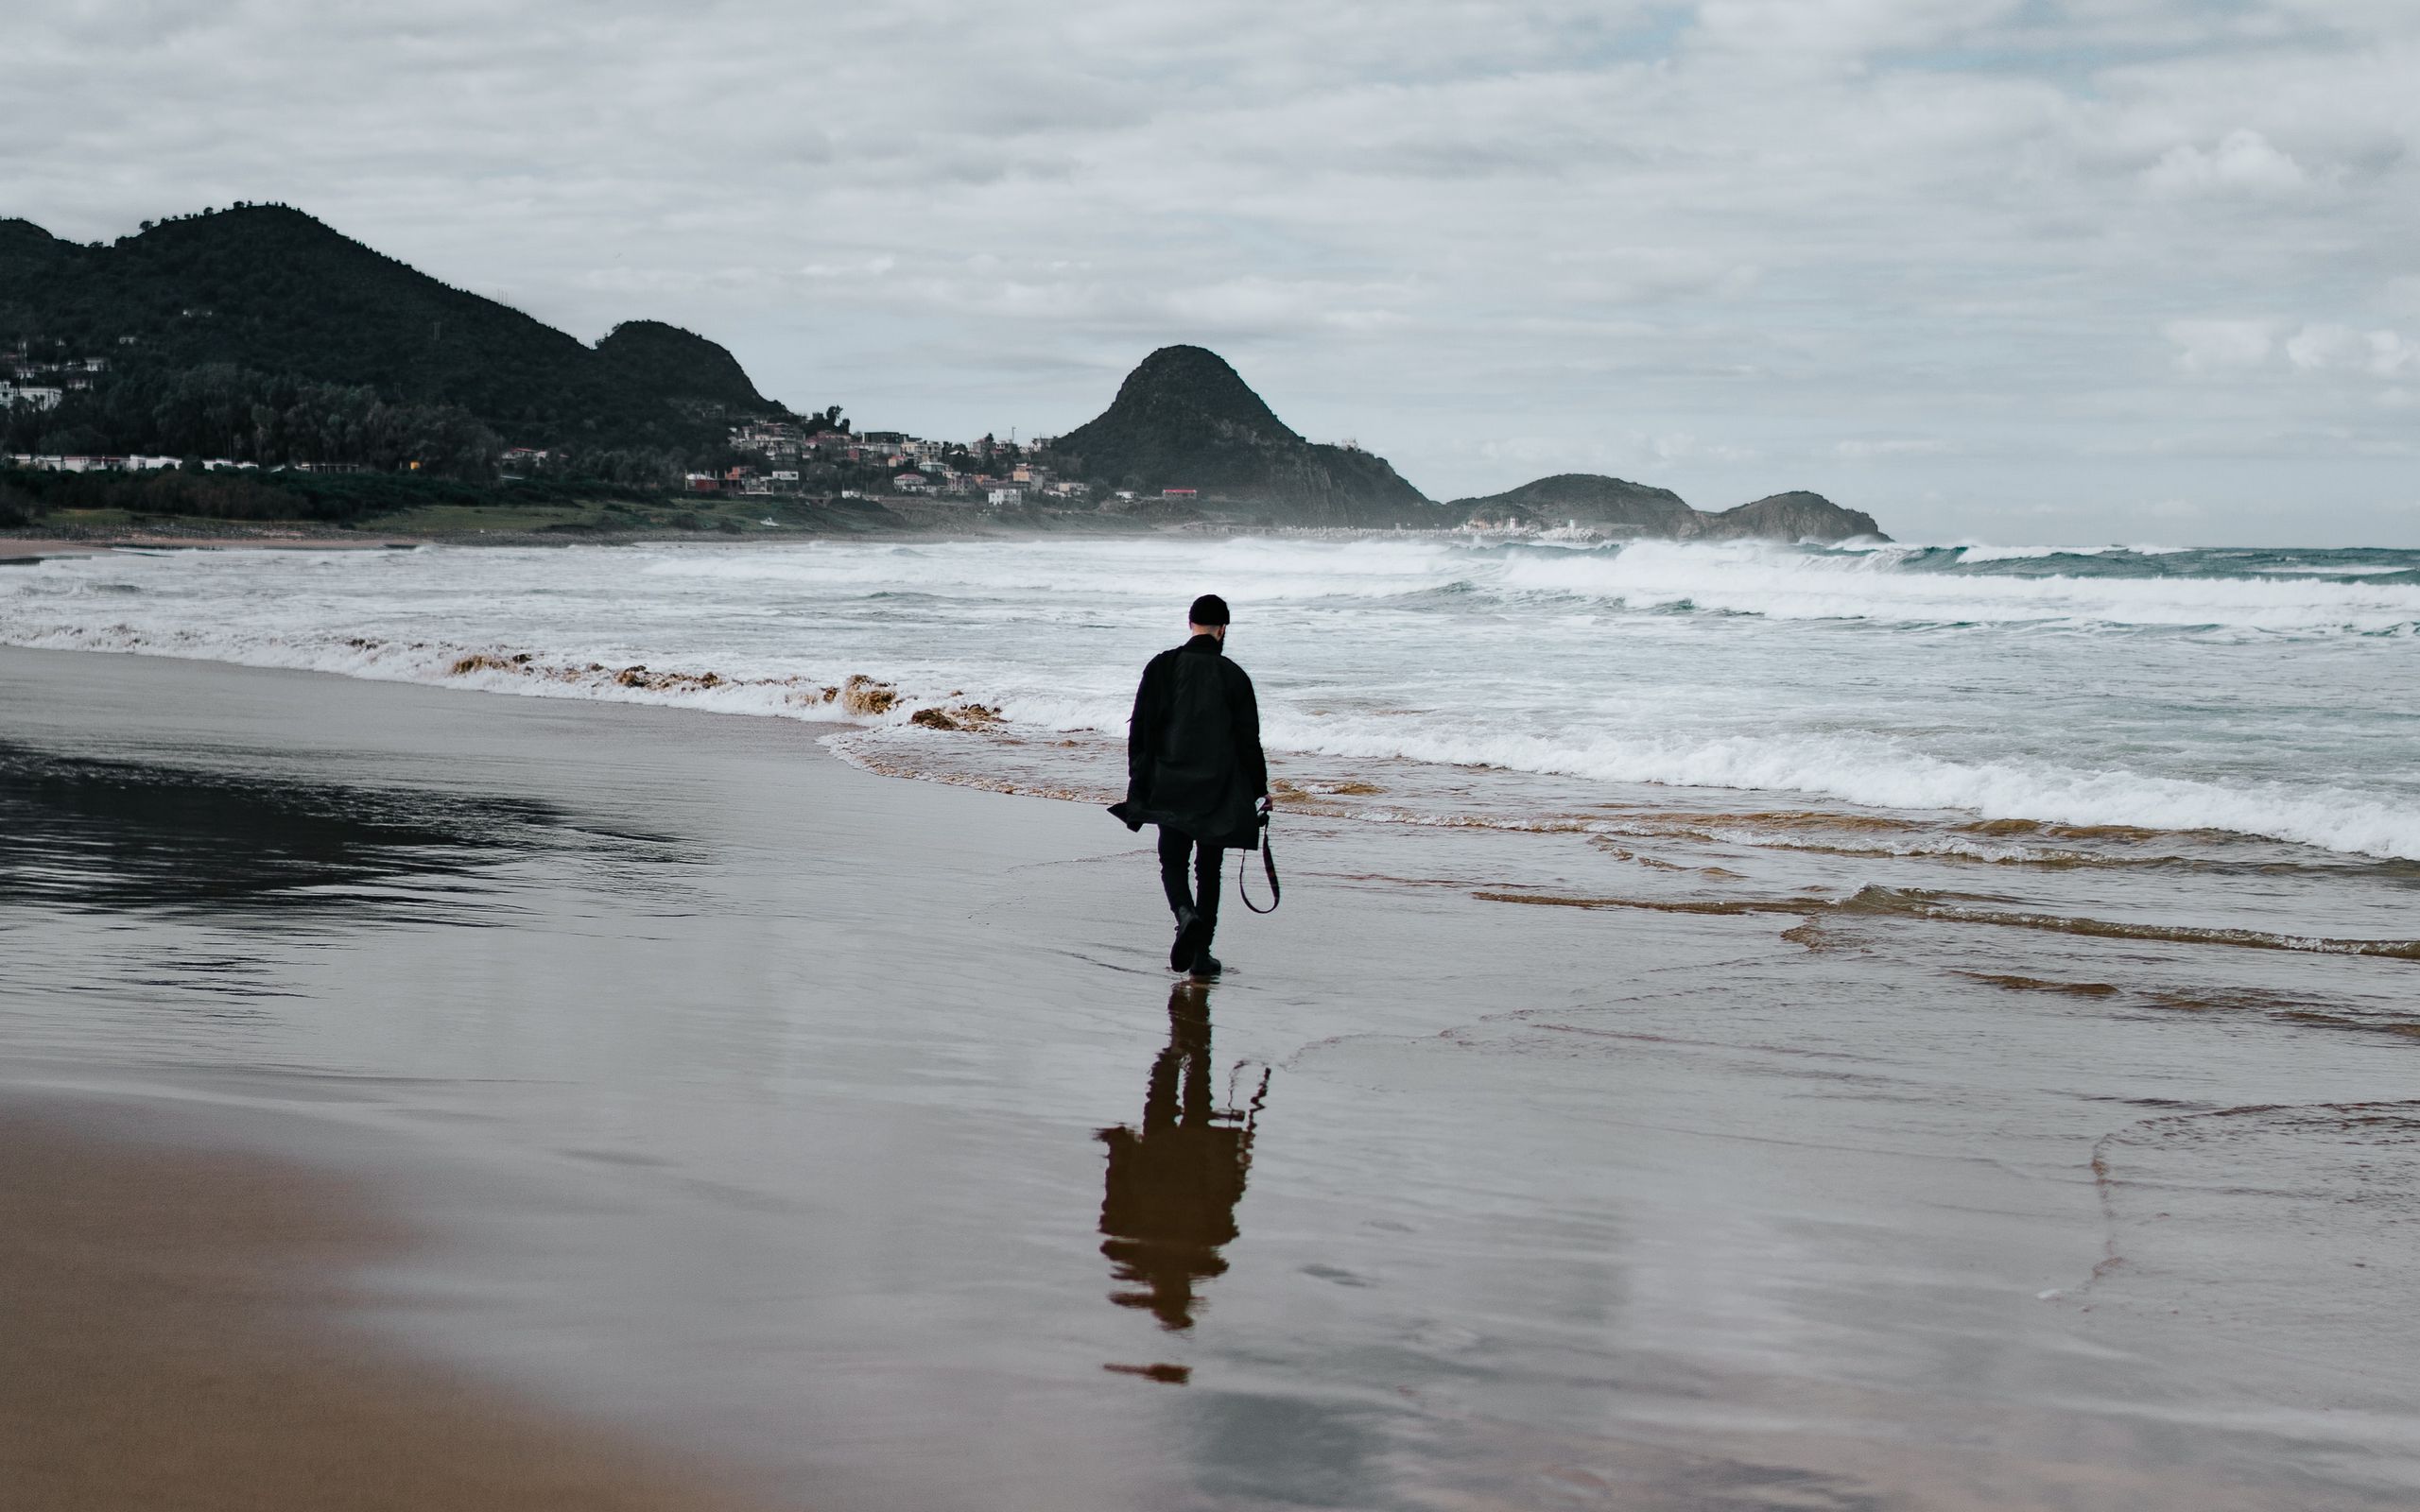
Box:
[1097, 982, 1270, 1332]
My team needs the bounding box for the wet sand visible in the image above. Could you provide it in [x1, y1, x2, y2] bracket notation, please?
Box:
[4, 644, 2417, 1509]
[0, 534, 419, 562]
[0, 537, 104, 561]
[0, 1091, 775, 1512]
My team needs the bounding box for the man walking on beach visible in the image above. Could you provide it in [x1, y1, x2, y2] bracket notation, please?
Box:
[1110, 594, 1269, 979]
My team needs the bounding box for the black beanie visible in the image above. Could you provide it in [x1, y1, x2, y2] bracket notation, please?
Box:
[1189, 593, 1230, 626]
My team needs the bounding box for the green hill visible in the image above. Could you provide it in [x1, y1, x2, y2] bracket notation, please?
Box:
[0, 204, 780, 461]
[1046, 346, 1438, 526]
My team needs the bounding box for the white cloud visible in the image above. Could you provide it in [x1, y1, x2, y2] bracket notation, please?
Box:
[2283, 323, 2417, 377]
[2165, 319, 2276, 373]
[2143, 129, 2313, 198]
[2366, 330, 2418, 377]
[2284, 323, 2366, 371]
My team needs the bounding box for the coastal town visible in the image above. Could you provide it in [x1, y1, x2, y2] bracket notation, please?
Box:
[2, 411, 1202, 511]
[679, 419, 1117, 508]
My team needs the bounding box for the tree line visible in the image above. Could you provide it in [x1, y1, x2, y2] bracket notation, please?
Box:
[4, 365, 501, 477]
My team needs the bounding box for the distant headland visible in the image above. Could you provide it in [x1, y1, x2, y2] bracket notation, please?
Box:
[2, 204, 1885, 544]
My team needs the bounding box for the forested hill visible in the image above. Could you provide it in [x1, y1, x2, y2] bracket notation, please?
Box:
[1046, 345, 1440, 527]
[0, 204, 782, 460]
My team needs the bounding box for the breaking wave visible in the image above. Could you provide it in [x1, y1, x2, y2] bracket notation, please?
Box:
[613, 537, 2420, 633]
[1255, 719, 2420, 861]
[1488, 541, 2420, 632]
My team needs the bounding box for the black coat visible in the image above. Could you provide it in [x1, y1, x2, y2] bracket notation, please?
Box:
[1108, 633, 1269, 850]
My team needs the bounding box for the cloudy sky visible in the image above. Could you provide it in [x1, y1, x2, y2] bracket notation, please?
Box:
[10, 1, 2418, 542]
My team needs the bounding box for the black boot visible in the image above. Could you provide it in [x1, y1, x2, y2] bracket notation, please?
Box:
[1188, 918, 1220, 979]
[1169, 905, 1207, 972]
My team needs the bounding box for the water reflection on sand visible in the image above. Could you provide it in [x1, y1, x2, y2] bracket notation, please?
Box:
[0, 737, 546, 920]
[1098, 981, 1270, 1349]
[0, 736, 683, 926]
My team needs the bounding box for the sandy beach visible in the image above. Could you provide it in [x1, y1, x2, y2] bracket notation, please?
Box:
[5, 643, 2417, 1510]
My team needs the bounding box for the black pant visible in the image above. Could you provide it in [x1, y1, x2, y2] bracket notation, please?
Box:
[1157, 826, 1222, 930]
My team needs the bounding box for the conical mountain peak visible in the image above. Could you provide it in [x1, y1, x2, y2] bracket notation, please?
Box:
[1100, 345, 1301, 443]
[1047, 346, 1432, 525]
